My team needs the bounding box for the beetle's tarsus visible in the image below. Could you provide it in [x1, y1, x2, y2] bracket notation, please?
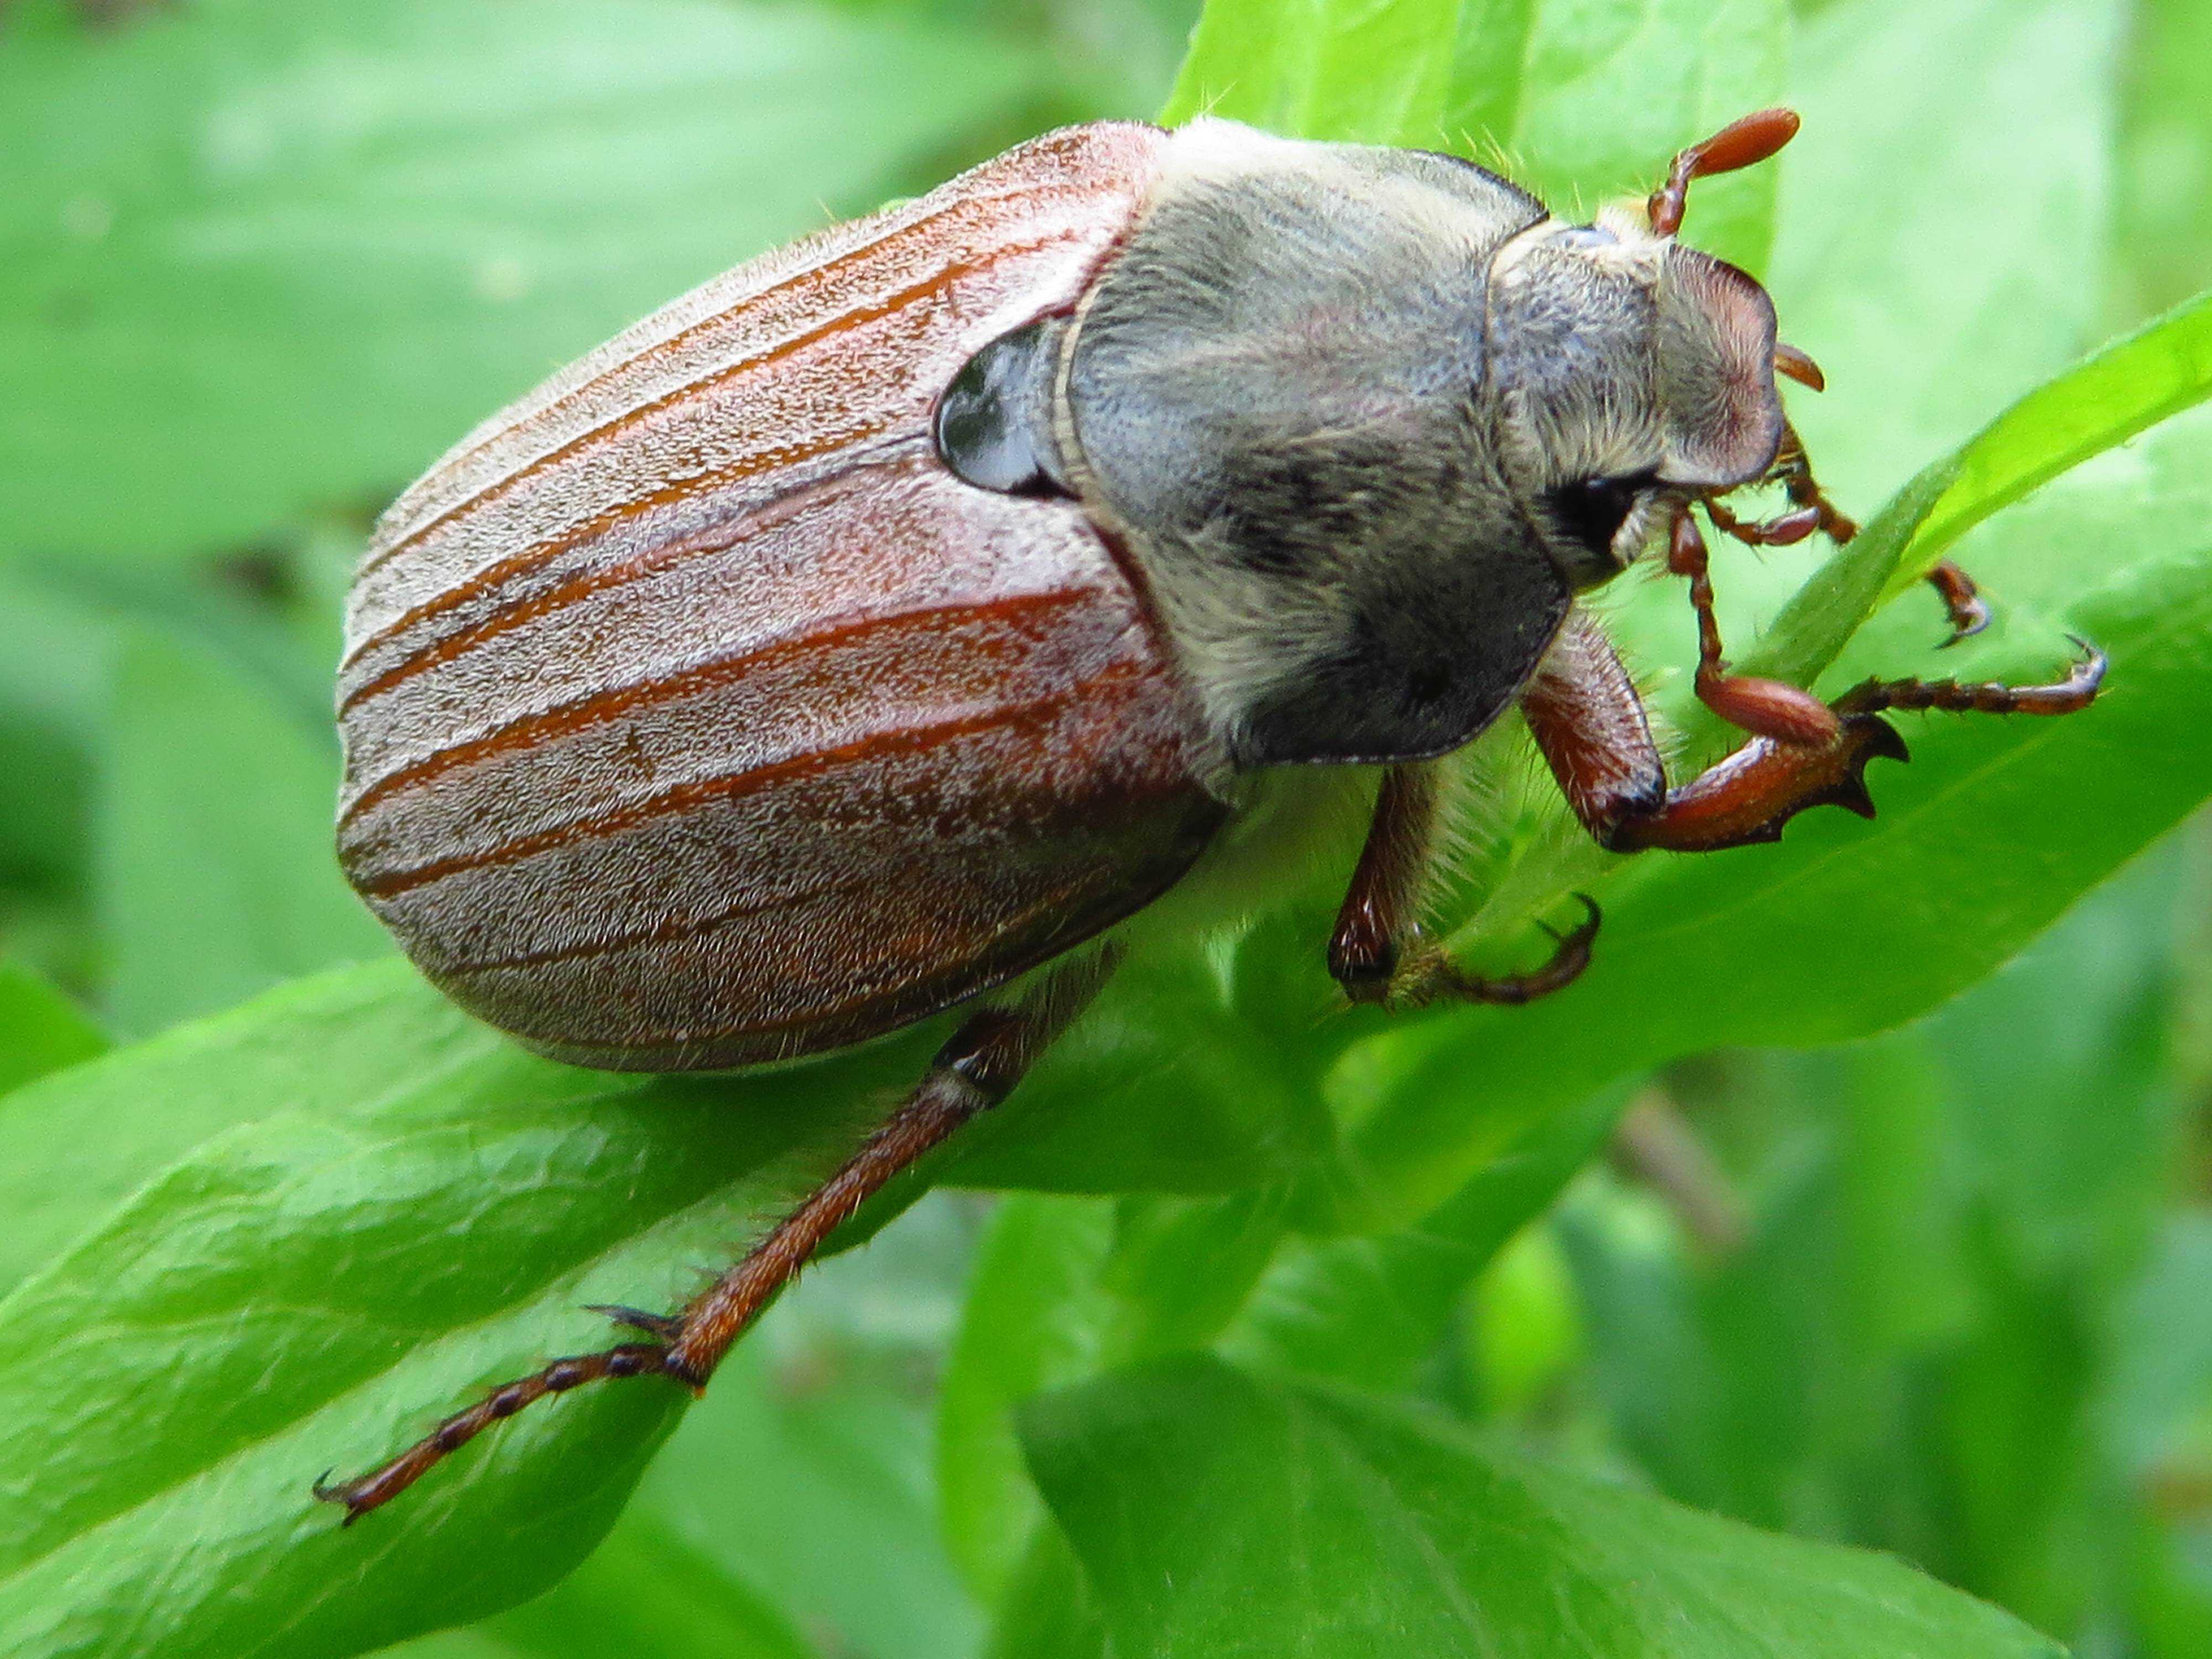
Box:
[310, 1340, 684, 1523]
[1834, 641, 2106, 719]
[1398, 895, 1601, 1010]
[1925, 560, 1992, 649]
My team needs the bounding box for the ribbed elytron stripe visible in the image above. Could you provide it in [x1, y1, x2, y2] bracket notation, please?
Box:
[352, 680, 1092, 901]
[343, 414, 890, 672]
[337, 465, 875, 716]
[443, 867, 877, 976]
[345, 228, 1093, 671]
[476, 875, 1124, 1054]
[341, 589, 1087, 829]
[363, 184, 1107, 577]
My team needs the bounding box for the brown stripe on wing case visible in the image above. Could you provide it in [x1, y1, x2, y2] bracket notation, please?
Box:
[344, 229, 1086, 646]
[437, 868, 876, 976]
[339, 587, 1089, 829]
[337, 458, 893, 716]
[343, 416, 889, 676]
[488, 874, 1112, 1053]
[367, 184, 1110, 569]
[351, 678, 1105, 901]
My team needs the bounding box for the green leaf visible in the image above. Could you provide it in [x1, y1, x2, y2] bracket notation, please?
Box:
[1160, 0, 1462, 142]
[1164, 0, 1788, 272]
[0, 0, 1049, 567]
[0, 961, 490, 1301]
[0, 961, 105, 1095]
[938, 1197, 1115, 1604]
[390, 1187, 979, 1659]
[1220, 1080, 1627, 1390]
[634, 1232, 984, 1659]
[1548, 843, 2192, 1627]
[942, 912, 1340, 1194]
[97, 632, 391, 1036]
[1745, 288, 2212, 702]
[477, 1510, 818, 1659]
[1460, 0, 1791, 274]
[0, 964, 932, 1658]
[935, 1186, 1295, 1610]
[2114, 0, 2212, 321]
[983, 1523, 1110, 1659]
[1023, 1354, 2064, 1657]
[1897, 291, 2212, 592]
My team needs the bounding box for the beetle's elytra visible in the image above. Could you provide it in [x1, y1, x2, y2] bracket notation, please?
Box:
[321, 111, 2103, 1519]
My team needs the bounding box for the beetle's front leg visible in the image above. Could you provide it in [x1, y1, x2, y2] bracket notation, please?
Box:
[1524, 608, 1908, 853]
[1522, 609, 2103, 855]
[1925, 559, 1992, 646]
[312, 947, 1114, 1524]
[1327, 764, 1600, 1011]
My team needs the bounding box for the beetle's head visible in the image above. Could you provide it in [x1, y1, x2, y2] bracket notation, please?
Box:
[1480, 109, 1829, 594]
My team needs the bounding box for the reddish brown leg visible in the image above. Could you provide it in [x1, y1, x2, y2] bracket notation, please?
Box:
[1647, 107, 1801, 237]
[1603, 723, 1907, 853]
[1835, 643, 2106, 718]
[1622, 642, 2104, 851]
[1328, 764, 1599, 1010]
[1524, 608, 1906, 854]
[1925, 560, 1991, 648]
[1524, 611, 2106, 855]
[1670, 508, 1841, 748]
[1769, 422, 1858, 542]
[1519, 609, 1666, 842]
[1704, 496, 1822, 549]
[314, 950, 1114, 1524]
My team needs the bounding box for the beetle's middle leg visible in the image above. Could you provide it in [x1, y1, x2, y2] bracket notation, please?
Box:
[1327, 763, 1601, 1010]
[314, 948, 1113, 1524]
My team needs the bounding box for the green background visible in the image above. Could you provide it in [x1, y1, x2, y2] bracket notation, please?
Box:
[2, 0, 2210, 1655]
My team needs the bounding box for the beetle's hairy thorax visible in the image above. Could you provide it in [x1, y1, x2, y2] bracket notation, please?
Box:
[1055, 120, 1569, 771]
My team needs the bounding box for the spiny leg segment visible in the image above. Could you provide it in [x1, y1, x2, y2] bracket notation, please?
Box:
[314, 950, 1114, 1524]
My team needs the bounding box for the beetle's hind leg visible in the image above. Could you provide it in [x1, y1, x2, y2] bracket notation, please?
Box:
[313, 950, 1114, 1525]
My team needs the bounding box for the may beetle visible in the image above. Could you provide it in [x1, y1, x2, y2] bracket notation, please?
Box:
[321, 110, 2101, 1519]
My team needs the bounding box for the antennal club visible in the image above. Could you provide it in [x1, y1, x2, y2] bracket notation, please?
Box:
[1647, 107, 1801, 237]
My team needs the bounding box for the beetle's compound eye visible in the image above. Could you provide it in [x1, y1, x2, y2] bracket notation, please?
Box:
[1545, 473, 1653, 589]
[935, 317, 1071, 498]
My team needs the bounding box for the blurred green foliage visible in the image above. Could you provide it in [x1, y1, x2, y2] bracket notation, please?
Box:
[1, 0, 2209, 1656]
